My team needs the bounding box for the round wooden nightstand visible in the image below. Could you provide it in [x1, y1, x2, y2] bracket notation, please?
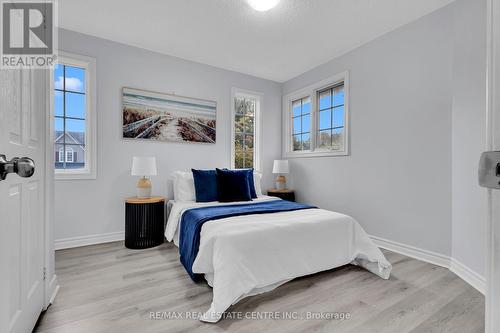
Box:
[267, 189, 295, 202]
[124, 196, 167, 249]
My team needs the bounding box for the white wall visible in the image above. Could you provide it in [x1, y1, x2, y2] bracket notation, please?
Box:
[282, 6, 454, 256]
[55, 29, 282, 242]
[451, 0, 488, 277]
[281, 0, 488, 279]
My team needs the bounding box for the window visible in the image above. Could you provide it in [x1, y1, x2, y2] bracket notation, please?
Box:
[292, 97, 311, 151]
[283, 72, 349, 157]
[53, 51, 96, 179]
[66, 147, 74, 163]
[317, 84, 345, 151]
[58, 147, 64, 163]
[57, 146, 76, 163]
[231, 88, 262, 171]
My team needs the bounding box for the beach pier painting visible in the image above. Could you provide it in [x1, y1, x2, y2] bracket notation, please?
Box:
[122, 87, 217, 143]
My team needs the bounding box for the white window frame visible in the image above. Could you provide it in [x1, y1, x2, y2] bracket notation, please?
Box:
[66, 147, 74, 163]
[282, 71, 350, 158]
[58, 147, 64, 163]
[51, 51, 97, 180]
[230, 88, 263, 172]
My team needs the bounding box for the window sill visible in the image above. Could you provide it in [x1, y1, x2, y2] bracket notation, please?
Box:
[283, 150, 349, 158]
[55, 170, 96, 181]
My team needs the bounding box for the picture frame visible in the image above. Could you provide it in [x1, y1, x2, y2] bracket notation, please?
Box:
[122, 87, 217, 143]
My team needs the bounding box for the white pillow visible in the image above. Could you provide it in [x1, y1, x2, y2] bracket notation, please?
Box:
[171, 171, 195, 201]
[253, 171, 263, 196]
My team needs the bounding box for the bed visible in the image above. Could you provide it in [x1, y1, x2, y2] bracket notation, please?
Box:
[165, 181, 392, 323]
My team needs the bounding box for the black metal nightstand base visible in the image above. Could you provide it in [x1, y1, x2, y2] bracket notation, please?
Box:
[125, 200, 165, 249]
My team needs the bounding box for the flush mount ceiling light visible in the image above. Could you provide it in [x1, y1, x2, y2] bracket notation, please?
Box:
[247, 0, 280, 12]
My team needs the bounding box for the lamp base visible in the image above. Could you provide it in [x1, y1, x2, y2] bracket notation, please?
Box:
[275, 175, 286, 190]
[137, 177, 152, 198]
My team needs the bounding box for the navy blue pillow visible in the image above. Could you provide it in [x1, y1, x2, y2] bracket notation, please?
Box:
[221, 168, 257, 199]
[191, 169, 218, 202]
[216, 168, 252, 202]
[246, 170, 257, 199]
[239, 169, 257, 198]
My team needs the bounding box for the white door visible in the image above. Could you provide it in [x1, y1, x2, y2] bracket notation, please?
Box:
[486, 0, 500, 332]
[0, 68, 47, 333]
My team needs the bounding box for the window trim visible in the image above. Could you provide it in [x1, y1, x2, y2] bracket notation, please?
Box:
[230, 88, 263, 172]
[66, 147, 74, 163]
[291, 96, 312, 151]
[282, 71, 350, 158]
[58, 147, 64, 163]
[51, 51, 97, 180]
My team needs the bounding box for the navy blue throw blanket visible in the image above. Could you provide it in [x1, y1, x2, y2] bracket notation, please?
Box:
[179, 200, 316, 282]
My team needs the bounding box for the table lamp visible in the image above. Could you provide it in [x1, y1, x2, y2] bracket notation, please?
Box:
[272, 159, 289, 190]
[131, 156, 157, 198]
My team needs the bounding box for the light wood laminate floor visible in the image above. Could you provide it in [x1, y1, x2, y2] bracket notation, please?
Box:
[35, 241, 484, 333]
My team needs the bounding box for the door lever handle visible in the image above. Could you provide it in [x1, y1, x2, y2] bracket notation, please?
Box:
[479, 151, 500, 189]
[0, 154, 35, 181]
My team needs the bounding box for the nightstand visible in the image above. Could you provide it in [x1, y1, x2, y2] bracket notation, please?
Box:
[124, 196, 167, 249]
[267, 189, 295, 202]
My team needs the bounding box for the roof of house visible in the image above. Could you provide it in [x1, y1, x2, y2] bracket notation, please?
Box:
[55, 131, 85, 146]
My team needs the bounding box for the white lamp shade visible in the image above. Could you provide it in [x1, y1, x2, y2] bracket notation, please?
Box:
[272, 160, 289, 174]
[131, 156, 157, 176]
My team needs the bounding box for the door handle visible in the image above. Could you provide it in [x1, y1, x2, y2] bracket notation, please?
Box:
[0, 155, 35, 181]
[479, 151, 500, 189]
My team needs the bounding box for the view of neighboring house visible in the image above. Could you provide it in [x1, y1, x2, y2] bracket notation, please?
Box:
[54, 131, 85, 169]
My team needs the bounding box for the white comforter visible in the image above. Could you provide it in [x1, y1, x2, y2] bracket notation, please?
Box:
[165, 196, 392, 323]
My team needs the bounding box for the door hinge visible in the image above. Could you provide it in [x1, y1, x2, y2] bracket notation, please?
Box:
[43, 267, 46, 281]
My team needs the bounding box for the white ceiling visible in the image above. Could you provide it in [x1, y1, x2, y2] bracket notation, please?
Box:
[59, 0, 455, 82]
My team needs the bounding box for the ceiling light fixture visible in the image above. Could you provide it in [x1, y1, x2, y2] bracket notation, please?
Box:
[247, 0, 280, 12]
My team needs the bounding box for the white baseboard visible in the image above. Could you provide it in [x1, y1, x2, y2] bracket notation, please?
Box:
[55, 231, 124, 250]
[370, 235, 485, 295]
[370, 235, 451, 268]
[45, 274, 59, 309]
[450, 258, 486, 295]
[54, 231, 485, 294]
